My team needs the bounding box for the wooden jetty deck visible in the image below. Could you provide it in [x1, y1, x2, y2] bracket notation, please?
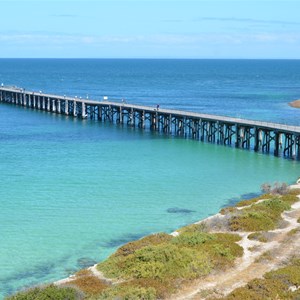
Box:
[1, 85, 300, 159]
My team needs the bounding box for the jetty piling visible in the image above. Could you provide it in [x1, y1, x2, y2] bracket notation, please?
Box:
[1, 86, 300, 159]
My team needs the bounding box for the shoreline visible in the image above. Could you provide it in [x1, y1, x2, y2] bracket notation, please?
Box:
[288, 99, 300, 108]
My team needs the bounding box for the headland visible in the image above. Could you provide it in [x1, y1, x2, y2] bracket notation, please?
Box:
[6, 181, 300, 300]
[289, 99, 300, 108]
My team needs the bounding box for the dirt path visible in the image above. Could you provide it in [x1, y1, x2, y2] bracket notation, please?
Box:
[170, 196, 300, 300]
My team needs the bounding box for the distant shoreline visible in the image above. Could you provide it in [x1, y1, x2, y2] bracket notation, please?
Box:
[289, 99, 300, 108]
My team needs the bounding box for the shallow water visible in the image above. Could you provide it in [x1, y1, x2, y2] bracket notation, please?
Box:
[0, 59, 300, 298]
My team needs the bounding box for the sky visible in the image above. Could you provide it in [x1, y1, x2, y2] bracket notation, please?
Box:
[0, 0, 300, 59]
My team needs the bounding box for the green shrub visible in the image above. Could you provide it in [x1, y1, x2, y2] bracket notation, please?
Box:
[229, 211, 274, 232]
[123, 278, 175, 299]
[286, 188, 300, 196]
[113, 233, 172, 258]
[98, 230, 243, 286]
[247, 232, 268, 243]
[281, 193, 299, 205]
[122, 243, 212, 280]
[287, 228, 300, 236]
[99, 242, 212, 281]
[222, 278, 288, 300]
[66, 270, 109, 296]
[96, 283, 157, 300]
[229, 198, 291, 232]
[219, 206, 237, 215]
[172, 232, 242, 270]
[213, 233, 242, 243]
[171, 232, 216, 247]
[235, 194, 271, 208]
[219, 258, 300, 300]
[177, 222, 207, 234]
[265, 260, 300, 286]
[5, 284, 82, 300]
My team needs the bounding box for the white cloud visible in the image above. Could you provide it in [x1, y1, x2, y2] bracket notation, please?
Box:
[0, 31, 300, 48]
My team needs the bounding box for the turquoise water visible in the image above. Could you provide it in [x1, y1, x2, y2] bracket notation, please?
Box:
[0, 59, 300, 298]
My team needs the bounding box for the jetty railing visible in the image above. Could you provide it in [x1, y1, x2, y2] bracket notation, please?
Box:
[1, 86, 300, 159]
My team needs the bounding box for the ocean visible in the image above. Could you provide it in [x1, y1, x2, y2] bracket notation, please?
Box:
[0, 59, 300, 298]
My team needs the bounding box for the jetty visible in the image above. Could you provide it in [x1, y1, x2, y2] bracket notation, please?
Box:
[1, 86, 300, 159]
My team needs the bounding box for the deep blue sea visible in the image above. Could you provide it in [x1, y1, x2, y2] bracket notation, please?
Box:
[0, 59, 300, 298]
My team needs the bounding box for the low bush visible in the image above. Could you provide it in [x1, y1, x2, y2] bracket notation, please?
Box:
[177, 222, 207, 234]
[171, 231, 216, 247]
[261, 182, 289, 195]
[66, 270, 109, 296]
[235, 194, 271, 208]
[287, 228, 300, 236]
[219, 206, 237, 215]
[247, 232, 268, 243]
[95, 283, 157, 300]
[265, 259, 300, 285]
[97, 230, 243, 298]
[99, 243, 212, 281]
[124, 278, 176, 299]
[286, 188, 300, 196]
[113, 233, 172, 258]
[221, 278, 288, 300]
[172, 232, 242, 269]
[5, 284, 82, 300]
[281, 193, 299, 205]
[221, 258, 300, 300]
[229, 198, 291, 232]
[229, 211, 274, 232]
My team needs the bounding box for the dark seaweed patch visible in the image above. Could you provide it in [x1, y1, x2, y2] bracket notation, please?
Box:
[221, 192, 261, 208]
[76, 257, 97, 269]
[167, 207, 196, 214]
[101, 232, 148, 248]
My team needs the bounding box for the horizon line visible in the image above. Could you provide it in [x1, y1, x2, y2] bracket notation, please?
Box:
[0, 57, 300, 60]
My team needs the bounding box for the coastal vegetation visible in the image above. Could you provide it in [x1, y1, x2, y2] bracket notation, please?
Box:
[96, 231, 243, 298]
[5, 184, 300, 300]
[214, 258, 300, 300]
[6, 285, 83, 300]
